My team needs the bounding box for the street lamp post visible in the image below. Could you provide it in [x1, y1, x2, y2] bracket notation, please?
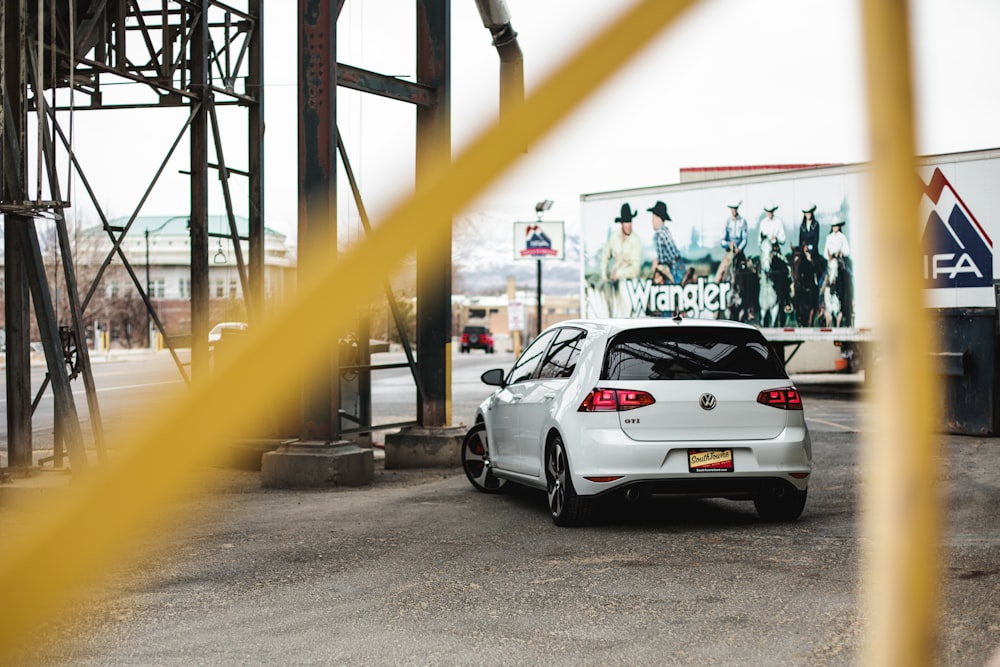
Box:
[144, 217, 184, 347]
[534, 200, 552, 336]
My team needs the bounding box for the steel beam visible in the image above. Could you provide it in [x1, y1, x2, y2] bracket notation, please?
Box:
[247, 0, 264, 322]
[298, 0, 338, 440]
[2, 0, 32, 469]
[190, 1, 210, 383]
[415, 0, 451, 427]
[36, 103, 107, 461]
[336, 64, 437, 106]
[12, 220, 88, 471]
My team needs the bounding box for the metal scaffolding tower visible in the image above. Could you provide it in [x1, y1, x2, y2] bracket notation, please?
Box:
[1, 0, 520, 473]
[1, 0, 264, 469]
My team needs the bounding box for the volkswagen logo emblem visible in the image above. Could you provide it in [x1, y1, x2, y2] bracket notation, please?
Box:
[699, 393, 717, 410]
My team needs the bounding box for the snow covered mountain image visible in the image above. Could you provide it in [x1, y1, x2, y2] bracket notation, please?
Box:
[453, 212, 581, 296]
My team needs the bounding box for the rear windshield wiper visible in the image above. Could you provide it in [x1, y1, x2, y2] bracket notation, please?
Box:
[700, 370, 755, 378]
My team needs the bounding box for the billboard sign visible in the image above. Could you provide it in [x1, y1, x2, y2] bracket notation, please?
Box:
[581, 172, 865, 326]
[514, 221, 565, 260]
[580, 155, 998, 327]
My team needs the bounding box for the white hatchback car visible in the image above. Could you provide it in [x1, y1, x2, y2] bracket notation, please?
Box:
[462, 317, 812, 526]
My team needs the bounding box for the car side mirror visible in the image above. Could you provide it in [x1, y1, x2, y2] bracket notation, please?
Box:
[480, 368, 506, 388]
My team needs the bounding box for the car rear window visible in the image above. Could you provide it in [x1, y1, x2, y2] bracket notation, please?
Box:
[602, 326, 787, 381]
[464, 326, 488, 334]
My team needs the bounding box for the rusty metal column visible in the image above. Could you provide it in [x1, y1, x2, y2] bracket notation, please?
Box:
[415, 0, 451, 427]
[298, 0, 338, 440]
[247, 0, 265, 322]
[2, 0, 32, 468]
[11, 221, 88, 470]
[190, 1, 210, 382]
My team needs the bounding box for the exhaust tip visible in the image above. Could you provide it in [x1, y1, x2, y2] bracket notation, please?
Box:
[624, 487, 645, 503]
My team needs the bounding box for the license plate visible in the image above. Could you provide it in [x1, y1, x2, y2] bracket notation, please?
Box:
[688, 449, 734, 473]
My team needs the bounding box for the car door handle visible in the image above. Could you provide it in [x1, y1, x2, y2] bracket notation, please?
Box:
[510, 395, 523, 402]
[543, 393, 556, 401]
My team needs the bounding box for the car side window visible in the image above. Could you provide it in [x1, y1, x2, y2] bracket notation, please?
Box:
[506, 329, 559, 385]
[537, 327, 586, 379]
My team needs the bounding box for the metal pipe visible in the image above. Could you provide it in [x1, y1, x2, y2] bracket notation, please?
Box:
[474, 0, 523, 119]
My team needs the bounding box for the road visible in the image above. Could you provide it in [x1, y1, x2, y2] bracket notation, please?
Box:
[4, 350, 997, 665]
[0, 351, 187, 466]
[1, 346, 865, 449]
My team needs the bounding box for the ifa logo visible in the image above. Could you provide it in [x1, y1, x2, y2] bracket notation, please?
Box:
[921, 168, 993, 289]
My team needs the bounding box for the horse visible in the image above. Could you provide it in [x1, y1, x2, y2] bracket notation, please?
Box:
[821, 257, 845, 327]
[758, 239, 794, 328]
[791, 247, 819, 327]
[834, 256, 854, 326]
[725, 250, 759, 324]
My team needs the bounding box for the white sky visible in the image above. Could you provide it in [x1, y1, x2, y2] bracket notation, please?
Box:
[57, 0, 1000, 245]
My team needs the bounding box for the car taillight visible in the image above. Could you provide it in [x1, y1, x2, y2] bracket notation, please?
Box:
[578, 389, 655, 412]
[757, 387, 803, 410]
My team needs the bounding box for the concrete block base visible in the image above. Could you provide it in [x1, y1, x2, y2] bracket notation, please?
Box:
[383, 425, 465, 469]
[260, 441, 374, 488]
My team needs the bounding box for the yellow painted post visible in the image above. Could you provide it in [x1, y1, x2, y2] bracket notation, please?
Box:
[507, 276, 522, 358]
[860, 1, 941, 664]
[445, 340, 453, 426]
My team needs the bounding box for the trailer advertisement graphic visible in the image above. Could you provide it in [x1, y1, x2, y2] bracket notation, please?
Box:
[582, 190, 856, 328]
[920, 168, 993, 291]
[582, 155, 999, 325]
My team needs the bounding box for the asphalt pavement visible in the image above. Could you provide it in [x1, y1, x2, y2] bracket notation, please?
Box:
[1, 361, 998, 666]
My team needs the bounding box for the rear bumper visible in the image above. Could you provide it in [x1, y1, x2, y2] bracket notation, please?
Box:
[569, 426, 812, 497]
[591, 476, 806, 501]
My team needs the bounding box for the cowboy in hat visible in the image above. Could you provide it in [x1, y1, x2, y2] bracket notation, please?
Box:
[824, 217, 850, 261]
[648, 201, 685, 285]
[614, 202, 638, 223]
[598, 202, 643, 315]
[798, 201, 823, 274]
[759, 200, 787, 251]
[820, 217, 853, 326]
[716, 200, 748, 283]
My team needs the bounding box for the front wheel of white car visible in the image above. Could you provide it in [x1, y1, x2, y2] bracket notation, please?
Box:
[754, 488, 807, 522]
[546, 436, 593, 527]
[461, 423, 507, 493]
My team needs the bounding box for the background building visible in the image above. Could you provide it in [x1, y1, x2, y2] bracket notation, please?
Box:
[0, 215, 295, 349]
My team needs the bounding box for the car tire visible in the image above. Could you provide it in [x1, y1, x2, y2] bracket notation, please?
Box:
[754, 488, 807, 522]
[546, 435, 593, 527]
[461, 423, 507, 493]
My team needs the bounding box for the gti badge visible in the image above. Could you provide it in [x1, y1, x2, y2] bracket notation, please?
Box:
[699, 393, 717, 410]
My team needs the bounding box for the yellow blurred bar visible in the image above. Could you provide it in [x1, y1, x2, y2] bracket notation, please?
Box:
[860, 1, 941, 665]
[0, 0, 700, 659]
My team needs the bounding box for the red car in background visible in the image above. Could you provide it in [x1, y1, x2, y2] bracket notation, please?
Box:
[461, 325, 495, 354]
